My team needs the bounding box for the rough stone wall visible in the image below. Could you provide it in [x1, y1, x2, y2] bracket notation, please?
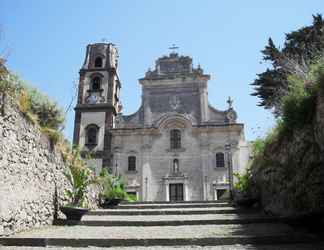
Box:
[251, 93, 324, 216]
[0, 97, 99, 236]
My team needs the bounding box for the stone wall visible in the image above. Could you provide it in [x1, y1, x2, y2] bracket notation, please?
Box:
[251, 92, 324, 216]
[0, 96, 99, 236]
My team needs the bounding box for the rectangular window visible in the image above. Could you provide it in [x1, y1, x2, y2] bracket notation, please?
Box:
[216, 153, 225, 168]
[170, 129, 181, 149]
[128, 156, 136, 171]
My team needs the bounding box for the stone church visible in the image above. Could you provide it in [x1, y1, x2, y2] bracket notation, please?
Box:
[73, 42, 250, 202]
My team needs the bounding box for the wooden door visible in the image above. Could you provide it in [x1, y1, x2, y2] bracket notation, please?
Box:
[169, 183, 184, 202]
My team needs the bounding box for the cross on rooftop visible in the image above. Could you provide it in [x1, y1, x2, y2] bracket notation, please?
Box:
[169, 44, 179, 53]
[227, 96, 233, 109]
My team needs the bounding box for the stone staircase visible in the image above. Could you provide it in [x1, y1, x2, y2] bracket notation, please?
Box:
[0, 201, 322, 249]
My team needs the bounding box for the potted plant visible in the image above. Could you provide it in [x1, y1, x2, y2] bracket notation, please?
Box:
[98, 169, 130, 208]
[60, 148, 94, 220]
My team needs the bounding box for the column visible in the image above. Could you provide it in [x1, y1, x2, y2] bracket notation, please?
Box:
[201, 147, 209, 200]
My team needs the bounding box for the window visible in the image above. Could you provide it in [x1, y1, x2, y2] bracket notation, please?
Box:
[173, 159, 179, 173]
[91, 76, 101, 91]
[85, 124, 99, 147]
[170, 129, 181, 149]
[216, 152, 225, 168]
[95, 57, 103, 68]
[128, 156, 136, 171]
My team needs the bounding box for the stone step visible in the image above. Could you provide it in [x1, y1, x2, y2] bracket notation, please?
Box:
[87, 206, 255, 216]
[114, 202, 230, 209]
[0, 224, 318, 248]
[126, 200, 229, 204]
[55, 213, 283, 226]
[2, 243, 324, 250]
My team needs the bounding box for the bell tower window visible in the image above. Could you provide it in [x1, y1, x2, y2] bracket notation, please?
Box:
[170, 129, 181, 149]
[91, 77, 101, 91]
[85, 124, 99, 148]
[95, 57, 103, 68]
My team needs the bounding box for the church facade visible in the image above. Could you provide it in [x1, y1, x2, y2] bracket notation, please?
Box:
[73, 42, 250, 202]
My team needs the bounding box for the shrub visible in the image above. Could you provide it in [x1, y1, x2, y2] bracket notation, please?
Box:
[281, 75, 316, 133]
[23, 84, 64, 130]
[234, 169, 252, 195]
[98, 168, 134, 202]
[40, 127, 62, 145]
[0, 69, 65, 143]
[63, 147, 96, 208]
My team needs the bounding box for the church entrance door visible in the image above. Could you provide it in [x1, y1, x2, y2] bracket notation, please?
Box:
[169, 183, 183, 202]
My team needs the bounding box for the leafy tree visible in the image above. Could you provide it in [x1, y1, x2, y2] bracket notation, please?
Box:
[251, 14, 324, 115]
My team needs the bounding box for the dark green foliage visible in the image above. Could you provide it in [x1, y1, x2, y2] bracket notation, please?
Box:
[98, 169, 136, 202]
[252, 14, 324, 115]
[249, 58, 324, 215]
[64, 147, 95, 208]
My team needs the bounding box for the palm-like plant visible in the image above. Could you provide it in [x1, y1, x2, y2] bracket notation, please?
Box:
[64, 148, 94, 208]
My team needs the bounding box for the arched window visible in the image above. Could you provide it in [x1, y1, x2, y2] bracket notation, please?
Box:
[85, 124, 99, 147]
[95, 57, 103, 68]
[173, 159, 179, 173]
[128, 156, 136, 171]
[91, 76, 101, 91]
[170, 129, 181, 149]
[216, 152, 225, 168]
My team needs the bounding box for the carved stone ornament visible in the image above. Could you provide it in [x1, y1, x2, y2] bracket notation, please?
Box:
[226, 109, 237, 123]
[169, 95, 181, 110]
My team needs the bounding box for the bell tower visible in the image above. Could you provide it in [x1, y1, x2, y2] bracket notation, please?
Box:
[73, 42, 121, 174]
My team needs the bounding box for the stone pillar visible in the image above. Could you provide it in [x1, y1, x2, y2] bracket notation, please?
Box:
[141, 146, 151, 201]
[165, 180, 169, 201]
[201, 147, 209, 200]
[143, 89, 152, 127]
[184, 178, 189, 201]
[199, 84, 209, 122]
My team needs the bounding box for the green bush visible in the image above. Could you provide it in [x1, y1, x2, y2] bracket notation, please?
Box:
[234, 169, 252, 195]
[0, 70, 65, 141]
[281, 75, 316, 133]
[98, 169, 135, 202]
[64, 147, 96, 208]
[22, 83, 64, 130]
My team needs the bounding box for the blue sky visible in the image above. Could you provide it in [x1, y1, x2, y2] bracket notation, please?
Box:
[1, 0, 323, 141]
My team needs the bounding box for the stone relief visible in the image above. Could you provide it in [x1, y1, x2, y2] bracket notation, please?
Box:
[169, 95, 181, 110]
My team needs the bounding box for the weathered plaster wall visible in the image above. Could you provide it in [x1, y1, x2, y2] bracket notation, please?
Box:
[112, 121, 249, 202]
[0, 97, 99, 236]
[251, 92, 324, 216]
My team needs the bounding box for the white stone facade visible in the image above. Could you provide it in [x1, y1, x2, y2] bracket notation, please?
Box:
[75, 45, 250, 201]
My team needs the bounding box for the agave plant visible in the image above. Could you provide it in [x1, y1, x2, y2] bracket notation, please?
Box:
[64, 148, 94, 208]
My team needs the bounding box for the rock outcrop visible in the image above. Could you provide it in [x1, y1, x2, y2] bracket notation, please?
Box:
[251, 92, 324, 216]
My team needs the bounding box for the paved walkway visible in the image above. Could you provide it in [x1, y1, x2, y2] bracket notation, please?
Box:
[2, 244, 324, 250]
[0, 201, 322, 248]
